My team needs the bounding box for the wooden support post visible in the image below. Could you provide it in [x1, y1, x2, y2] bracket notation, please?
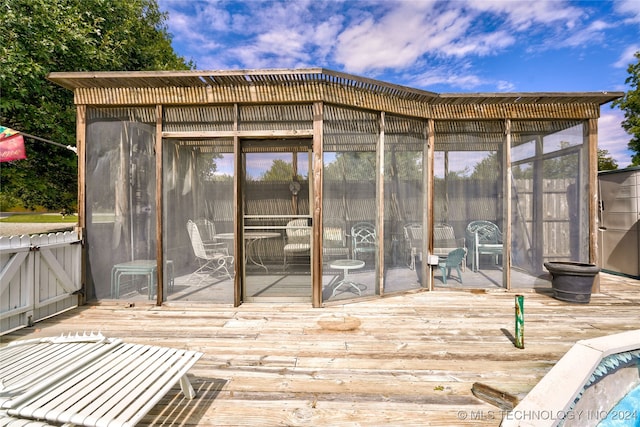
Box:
[155, 104, 164, 306]
[233, 104, 242, 307]
[76, 104, 86, 305]
[504, 119, 511, 290]
[587, 118, 600, 293]
[515, 294, 524, 349]
[312, 102, 323, 307]
[376, 112, 384, 295]
[425, 119, 435, 291]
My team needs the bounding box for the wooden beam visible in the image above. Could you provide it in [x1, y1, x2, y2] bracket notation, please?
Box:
[233, 104, 242, 307]
[587, 118, 600, 293]
[312, 102, 323, 307]
[533, 136, 544, 272]
[426, 119, 435, 291]
[76, 105, 86, 231]
[376, 112, 384, 296]
[76, 104, 87, 305]
[471, 382, 520, 411]
[155, 104, 164, 306]
[504, 119, 512, 290]
[162, 130, 314, 139]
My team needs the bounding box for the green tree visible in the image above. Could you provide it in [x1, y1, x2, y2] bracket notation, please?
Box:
[470, 152, 500, 180]
[324, 152, 376, 181]
[261, 159, 304, 181]
[384, 151, 423, 180]
[0, 0, 193, 211]
[612, 51, 640, 166]
[597, 148, 618, 171]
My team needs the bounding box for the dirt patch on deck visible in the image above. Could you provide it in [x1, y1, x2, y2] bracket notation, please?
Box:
[317, 314, 362, 331]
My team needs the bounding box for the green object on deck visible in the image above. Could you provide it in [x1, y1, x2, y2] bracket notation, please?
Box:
[515, 295, 524, 349]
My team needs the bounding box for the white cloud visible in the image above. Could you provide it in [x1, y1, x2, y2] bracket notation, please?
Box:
[333, 0, 599, 74]
[309, 16, 344, 61]
[599, 108, 633, 168]
[160, 2, 226, 57]
[410, 65, 484, 90]
[158, 0, 636, 96]
[443, 30, 515, 57]
[198, 2, 232, 32]
[496, 80, 516, 92]
[557, 20, 612, 48]
[334, 3, 502, 73]
[614, 45, 640, 68]
[615, 0, 640, 24]
[334, 4, 445, 73]
[160, 0, 345, 69]
[255, 30, 307, 58]
[466, 0, 584, 30]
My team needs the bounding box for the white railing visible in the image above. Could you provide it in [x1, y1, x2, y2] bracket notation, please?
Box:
[0, 231, 82, 335]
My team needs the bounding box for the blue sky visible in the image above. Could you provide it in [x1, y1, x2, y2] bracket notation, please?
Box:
[158, 0, 640, 167]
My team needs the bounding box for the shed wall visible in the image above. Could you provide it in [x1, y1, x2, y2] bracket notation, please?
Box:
[598, 167, 640, 278]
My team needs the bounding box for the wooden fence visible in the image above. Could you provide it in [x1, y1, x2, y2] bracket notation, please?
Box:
[0, 231, 81, 335]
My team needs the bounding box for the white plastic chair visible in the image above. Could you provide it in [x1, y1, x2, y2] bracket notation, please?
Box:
[283, 218, 311, 269]
[351, 222, 376, 261]
[187, 220, 233, 281]
[466, 220, 503, 272]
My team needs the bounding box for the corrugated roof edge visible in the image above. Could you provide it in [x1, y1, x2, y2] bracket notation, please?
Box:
[47, 67, 623, 106]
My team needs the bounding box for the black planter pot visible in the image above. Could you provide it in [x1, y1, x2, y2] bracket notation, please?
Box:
[544, 261, 600, 303]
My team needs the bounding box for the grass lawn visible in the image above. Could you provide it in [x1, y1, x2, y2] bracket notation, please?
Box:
[0, 214, 78, 223]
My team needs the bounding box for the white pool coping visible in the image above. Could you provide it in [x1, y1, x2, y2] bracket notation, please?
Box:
[500, 329, 640, 427]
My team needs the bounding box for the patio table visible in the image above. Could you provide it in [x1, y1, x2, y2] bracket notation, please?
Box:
[329, 259, 366, 297]
[216, 232, 281, 272]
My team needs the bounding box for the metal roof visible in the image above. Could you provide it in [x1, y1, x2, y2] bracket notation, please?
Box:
[47, 68, 623, 106]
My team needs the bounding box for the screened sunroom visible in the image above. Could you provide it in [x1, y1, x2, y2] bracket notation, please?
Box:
[48, 69, 621, 307]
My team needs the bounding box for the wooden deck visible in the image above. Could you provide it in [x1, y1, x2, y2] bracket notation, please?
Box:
[1, 273, 639, 426]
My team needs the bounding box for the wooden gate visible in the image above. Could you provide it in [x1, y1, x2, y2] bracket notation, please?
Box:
[0, 231, 81, 335]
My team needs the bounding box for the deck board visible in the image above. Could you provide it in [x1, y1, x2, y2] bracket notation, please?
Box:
[1, 273, 638, 426]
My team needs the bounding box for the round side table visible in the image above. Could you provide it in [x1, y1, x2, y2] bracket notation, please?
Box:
[329, 259, 366, 297]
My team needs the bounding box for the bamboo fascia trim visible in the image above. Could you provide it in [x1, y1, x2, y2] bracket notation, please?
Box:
[75, 85, 601, 121]
[428, 103, 600, 119]
[51, 69, 620, 103]
[74, 87, 209, 105]
[324, 89, 429, 119]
